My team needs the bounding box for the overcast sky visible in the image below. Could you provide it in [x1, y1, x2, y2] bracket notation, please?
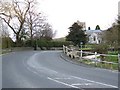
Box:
[37, 0, 119, 38]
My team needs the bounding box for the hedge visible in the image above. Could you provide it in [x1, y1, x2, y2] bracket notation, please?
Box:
[37, 40, 71, 48]
[24, 39, 71, 49]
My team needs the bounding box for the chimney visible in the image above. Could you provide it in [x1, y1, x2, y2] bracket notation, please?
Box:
[88, 27, 91, 30]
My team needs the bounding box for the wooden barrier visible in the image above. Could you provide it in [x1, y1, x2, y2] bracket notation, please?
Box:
[63, 45, 119, 70]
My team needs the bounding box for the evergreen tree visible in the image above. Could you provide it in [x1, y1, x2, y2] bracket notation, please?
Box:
[95, 25, 101, 30]
[66, 22, 87, 46]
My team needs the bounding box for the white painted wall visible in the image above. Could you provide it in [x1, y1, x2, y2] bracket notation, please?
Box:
[88, 33, 102, 44]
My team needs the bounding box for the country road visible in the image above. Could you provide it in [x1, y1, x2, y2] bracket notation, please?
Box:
[2, 50, 118, 89]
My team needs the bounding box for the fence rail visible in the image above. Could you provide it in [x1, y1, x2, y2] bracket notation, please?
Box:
[63, 45, 119, 70]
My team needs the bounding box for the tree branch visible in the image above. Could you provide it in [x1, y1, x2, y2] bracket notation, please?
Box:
[0, 16, 17, 34]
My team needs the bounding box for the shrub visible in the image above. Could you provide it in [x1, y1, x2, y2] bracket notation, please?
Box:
[92, 44, 108, 54]
[24, 40, 32, 47]
[2, 37, 14, 49]
[37, 40, 71, 50]
[22, 39, 71, 50]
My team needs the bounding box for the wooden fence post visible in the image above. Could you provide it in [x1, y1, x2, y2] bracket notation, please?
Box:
[63, 45, 65, 53]
[80, 50, 83, 58]
[95, 52, 97, 66]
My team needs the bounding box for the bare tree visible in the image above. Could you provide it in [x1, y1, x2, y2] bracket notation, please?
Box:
[25, 11, 45, 41]
[40, 23, 56, 40]
[0, 0, 56, 48]
[24, 1, 56, 41]
[102, 24, 118, 49]
[0, 0, 33, 45]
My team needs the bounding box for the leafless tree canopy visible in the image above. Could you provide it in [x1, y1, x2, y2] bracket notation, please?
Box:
[0, 0, 31, 44]
[102, 24, 118, 48]
[25, 11, 45, 40]
[0, 0, 56, 46]
[34, 23, 56, 40]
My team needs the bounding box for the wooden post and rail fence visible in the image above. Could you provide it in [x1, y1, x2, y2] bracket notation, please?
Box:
[63, 45, 119, 70]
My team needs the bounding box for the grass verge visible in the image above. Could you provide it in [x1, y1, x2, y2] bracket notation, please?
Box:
[79, 59, 118, 70]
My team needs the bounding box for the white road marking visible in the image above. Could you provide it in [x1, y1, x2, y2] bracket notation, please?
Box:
[24, 58, 118, 88]
[47, 77, 79, 88]
[55, 78, 71, 80]
[26, 53, 59, 75]
[23, 59, 39, 75]
[23, 53, 118, 88]
[71, 76, 118, 88]
[71, 83, 92, 86]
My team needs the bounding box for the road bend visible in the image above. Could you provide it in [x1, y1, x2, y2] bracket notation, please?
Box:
[2, 50, 118, 89]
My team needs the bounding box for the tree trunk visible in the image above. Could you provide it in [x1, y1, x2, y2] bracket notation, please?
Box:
[31, 37, 33, 47]
[16, 33, 21, 47]
[30, 23, 33, 47]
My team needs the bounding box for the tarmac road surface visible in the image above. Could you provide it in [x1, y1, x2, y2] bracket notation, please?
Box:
[2, 50, 118, 89]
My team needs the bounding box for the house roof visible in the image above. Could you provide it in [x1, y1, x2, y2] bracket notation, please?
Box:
[85, 30, 102, 35]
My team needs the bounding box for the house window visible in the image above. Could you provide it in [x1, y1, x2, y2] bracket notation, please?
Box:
[99, 40, 101, 43]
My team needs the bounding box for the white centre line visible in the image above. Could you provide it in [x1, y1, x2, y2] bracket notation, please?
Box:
[47, 77, 79, 88]
[23, 54, 118, 88]
[71, 76, 118, 88]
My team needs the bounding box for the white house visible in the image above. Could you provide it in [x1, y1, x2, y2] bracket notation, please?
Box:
[85, 30, 103, 44]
